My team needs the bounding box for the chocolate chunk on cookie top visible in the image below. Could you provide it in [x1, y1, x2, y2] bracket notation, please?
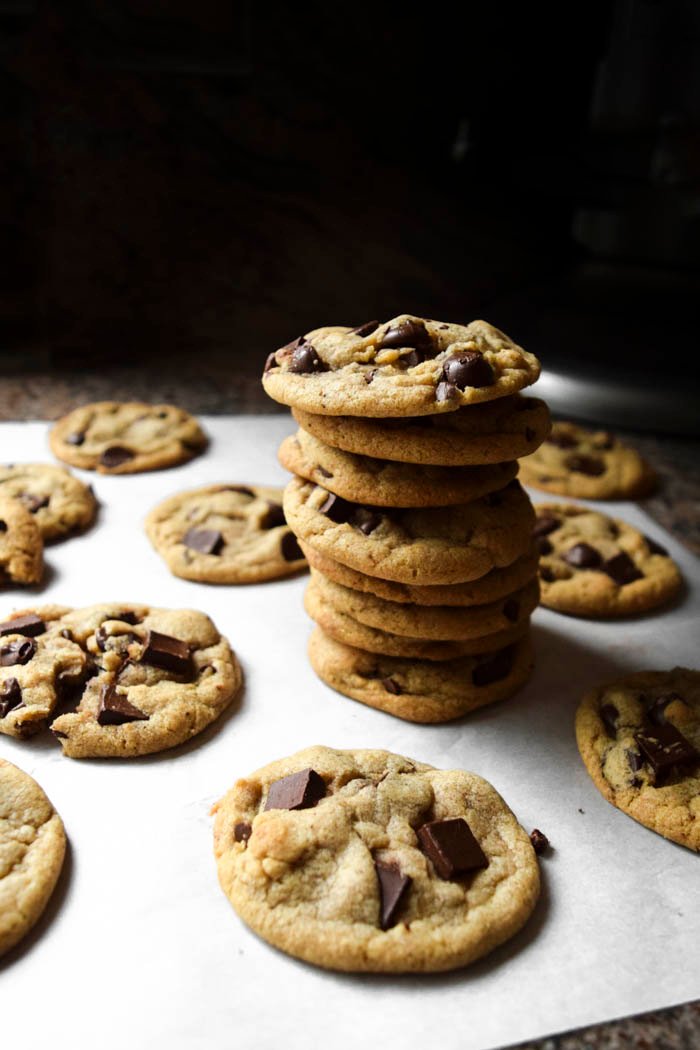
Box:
[213, 746, 540, 972]
[263, 316, 540, 418]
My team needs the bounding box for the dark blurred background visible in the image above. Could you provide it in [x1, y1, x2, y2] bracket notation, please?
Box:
[1, 1, 699, 430]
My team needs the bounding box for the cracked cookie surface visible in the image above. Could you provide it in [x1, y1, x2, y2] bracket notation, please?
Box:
[0, 496, 43, 585]
[213, 745, 540, 971]
[0, 464, 97, 541]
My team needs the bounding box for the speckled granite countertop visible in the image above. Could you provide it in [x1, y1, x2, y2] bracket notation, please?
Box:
[1, 367, 698, 1049]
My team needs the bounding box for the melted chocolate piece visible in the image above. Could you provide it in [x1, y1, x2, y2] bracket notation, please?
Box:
[19, 493, 50, 513]
[221, 485, 256, 498]
[502, 598, 520, 622]
[352, 320, 380, 337]
[319, 491, 353, 524]
[533, 515, 561, 538]
[65, 431, 85, 446]
[546, 430, 577, 449]
[540, 566, 556, 583]
[97, 683, 149, 726]
[603, 551, 643, 585]
[139, 630, 192, 675]
[259, 502, 286, 530]
[472, 645, 516, 686]
[118, 611, 142, 625]
[646, 692, 683, 726]
[183, 528, 224, 555]
[289, 343, 326, 374]
[635, 724, 699, 780]
[401, 348, 425, 368]
[0, 638, 36, 667]
[417, 818, 488, 879]
[352, 507, 381, 535]
[364, 369, 378, 384]
[565, 454, 605, 477]
[564, 543, 602, 569]
[599, 703, 619, 738]
[0, 519, 5, 532]
[529, 828, 550, 855]
[374, 859, 411, 930]
[264, 768, 326, 811]
[315, 465, 333, 479]
[263, 351, 278, 373]
[100, 446, 134, 469]
[0, 677, 22, 718]
[0, 612, 46, 637]
[645, 535, 668, 557]
[382, 677, 402, 695]
[440, 351, 494, 390]
[376, 319, 433, 353]
[234, 822, 252, 844]
[280, 531, 303, 562]
[626, 748, 644, 773]
[536, 537, 553, 555]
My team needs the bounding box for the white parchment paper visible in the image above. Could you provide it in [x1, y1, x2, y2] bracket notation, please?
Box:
[1, 416, 698, 1050]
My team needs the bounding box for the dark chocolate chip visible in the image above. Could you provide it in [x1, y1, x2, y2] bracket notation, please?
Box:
[0, 613, 46, 637]
[281, 531, 304, 562]
[97, 683, 149, 726]
[376, 319, 433, 352]
[352, 320, 380, 338]
[440, 351, 494, 390]
[318, 491, 352, 524]
[647, 692, 683, 726]
[645, 535, 668, 557]
[259, 501, 286, 530]
[100, 446, 134, 469]
[234, 822, 252, 844]
[536, 537, 553, 555]
[263, 351, 278, 373]
[220, 485, 256, 498]
[530, 828, 550, 855]
[540, 566, 556, 582]
[533, 515, 561, 538]
[374, 859, 411, 930]
[66, 432, 85, 446]
[565, 454, 606, 476]
[139, 630, 192, 675]
[599, 703, 619, 738]
[315, 465, 333, 479]
[289, 343, 326, 374]
[417, 818, 488, 879]
[472, 645, 516, 686]
[19, 493, 50, 513]
[603, 551, 644, 586]
[435, 381, 459, 402]
[264, 768, 326, 811]
[118, 611, 142, 625]
[183, 527, 224, 555]
[277, 336, 304, 358]
[546, 430, 577, 449]
[382, 677, 402, 695]
[0, 520, 5, 532]
[626, 748, 644, 773]
[352, 507, 381, 535]
[51, 729, 68, 739]
[635, 724, 699, 780]
[60, 628, 73, 640]
[0, 638, 36, 667]
[401, 349, 424, 368]
[564, 543, 602, 569]
[502, 598, 520, 622]
[364, 369, 378, 384]
[0, 677, 22, 718]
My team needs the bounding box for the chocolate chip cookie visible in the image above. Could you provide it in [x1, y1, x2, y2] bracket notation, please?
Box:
[50, 401, 207, 474]
[284, 478, 535, 585]
[263, 316, 541, 418]
[293, 394, 550, 466]
[534, 504, 682, 617]
[576, 668, 700, 850]
[308, 627, 534, 722]
[0, 758, 66, 956]
[213, 745, 540, 971]
[145, 484, 306, 583]
[0, 464, 97, 542]
[519, 420, 655, 499]
[0, 496, 43, 585]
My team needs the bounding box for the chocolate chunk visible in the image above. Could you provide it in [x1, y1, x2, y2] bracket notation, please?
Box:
[635, 724, 699, 780]
[536, 537, 553, 555]
[435, 380, 459, 402]
[599, 703, 619, 738]
[289, 342, 326, 374]
[626, 748, 644, 773]
[234, 822, 252, 843]
[352, 320, 380, 337]
[97, 683, 149, 726]
[0, 520, 5, 532]
[645, 535, 668, 557]
[319, 491, 352, 523]
[277, 336, 304, 358]
[315, 465, 333, 479]
[364, 369, 377, 385]
[529, 828, 550, 855]
[100, 446, 134, 469]
[603, 551, 643, 585]
[60, 628, 73, 640]
[0, 639, 36, 666]
[546, 430, 577, 449]
[376, 319, 433, 352]
[564, 543, 602, 569]
[382, 677, 402, 695]
[263, 351, 278, 373]
[647, 692, 683, 726]
[374, 859, 411, 930]
[0, 612, 46, 637]
[440, 351, 495, 390]
[533, 515, 561, 538]
[19, 493, 50, 513]
[401, 348, 425, 368]
[221, 485, 256, 498]
[472, 645, 515, 686]
[352, 507, 381, 535]
[565, 454, 605, 476]
[66, 431, 85, 446]
[540, 566, 556, 583]
[417, 818, 488, 879]
[118, 611, 142, 625]
[183, 527, 224, 555]
[139, 630, 192, 675]
[259, 501, 286, 530]
[0, 677, 22, 718]
[264, 768, 326, 811]
[281, 531, 303, 562]
[502, 598, 520, 622]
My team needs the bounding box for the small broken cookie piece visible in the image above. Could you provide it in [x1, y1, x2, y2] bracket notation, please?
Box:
[0, 496, 44, 586]
[145, 484, 307, 583]
[263, 315, 541, 418]
[0, 463, 97, 541]
[213, 745, 540, 972]
[534, 503, 682, 618]
[50, 604, 242, 757]
[576, 668, 700, 850]
[519, 420, 655, 499]
[49, 401, 207, 474]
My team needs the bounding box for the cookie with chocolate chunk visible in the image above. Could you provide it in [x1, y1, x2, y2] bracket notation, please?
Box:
[308, 626, 534, 722]
[534, 504, 682, 618]
[50, 401, 207, 474]
[0, 758, 66, 956]
[263, 316, 540, 418]
[0, 463, 97, 541]
[0, 496, 43, 585]
[145, 484, 306, 583]
[519, 420, 655, 499]
[576, 668, 700, 850]
[213, 744, 540, 971]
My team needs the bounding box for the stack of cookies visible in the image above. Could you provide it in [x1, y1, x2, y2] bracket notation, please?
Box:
[263, 315, 549, 723]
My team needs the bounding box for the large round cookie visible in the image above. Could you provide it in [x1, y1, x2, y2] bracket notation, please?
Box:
[519, 420, 655, 499]
[145, 484, 306, 584]
[0, 496, 43, 585]
[0, 464, 97, 541]
[50, 603, 242, 758]
[263, 316, 541, 417]
[534, 504, 682, 618]
[0, 758, 66, 956]
[300, 541, 540, 607]
[284, 478, 535, 585]
[575, 668, 700, 850]
[278, 429, 518, 508]
[309, 627, 534, 722]
[293, 395, 550, 466]
[50, 401, 207, 474]
[213, 745, 540, 971]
